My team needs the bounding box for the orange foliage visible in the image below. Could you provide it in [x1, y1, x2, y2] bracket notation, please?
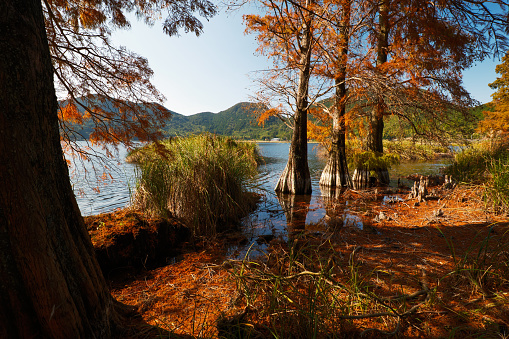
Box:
[45, 0, 216, 159]
[257, 107, 282, 126]
[307, 0, 487, 147]
[479, 51, 509, 135]
[58, 101, 82, 124]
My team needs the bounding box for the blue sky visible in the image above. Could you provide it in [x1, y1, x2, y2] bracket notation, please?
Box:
[111, 8, 502, 116]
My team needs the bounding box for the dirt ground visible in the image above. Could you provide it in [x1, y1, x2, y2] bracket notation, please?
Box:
[85, 183, 509, 338]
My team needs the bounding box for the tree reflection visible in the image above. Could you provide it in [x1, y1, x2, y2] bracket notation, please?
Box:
[319, 185, 345, 230]
[275, 192, 311, 238]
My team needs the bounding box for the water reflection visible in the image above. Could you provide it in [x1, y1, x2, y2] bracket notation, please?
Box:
[319, 185, 364, 231]
[275, 192, 311, 238]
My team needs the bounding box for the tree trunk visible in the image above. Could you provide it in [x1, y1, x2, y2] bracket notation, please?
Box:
[319, 114, 351, 188]
[320, 2, 352, 189]
[275, 17, 312, 195]
[366, 105, 390, 185]
[355, 0, 390, 187]
[275, 108, 312, 194]
[0, 1, 132, 337]
[351, 168, 371, 190]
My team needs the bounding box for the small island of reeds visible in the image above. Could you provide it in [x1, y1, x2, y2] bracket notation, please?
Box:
[128, 134, 261, 236]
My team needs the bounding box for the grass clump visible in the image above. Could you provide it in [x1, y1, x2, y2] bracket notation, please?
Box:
[131, 134, 260, 236]
[445, 138, 509, 213]
[440, 225, 509, 297]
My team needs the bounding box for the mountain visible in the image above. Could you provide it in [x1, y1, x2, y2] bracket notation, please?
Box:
[59, 95, 291, 141]
[163, 102, 291, 140]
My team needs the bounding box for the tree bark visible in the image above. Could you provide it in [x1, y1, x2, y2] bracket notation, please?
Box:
[351, 168, 371, 190]
[275, 15, 312, 195]
[0, 1, 132, 337]
[319, 1, 352, 189]
[366, 104, 390, 185]
[319, 112, 351, 188]
[355, 0, 390, 187]
[372, 0, 390, 185]
[275, 108, 312, 194]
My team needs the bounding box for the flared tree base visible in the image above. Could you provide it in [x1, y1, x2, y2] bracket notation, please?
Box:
[351, 168, 390, 190]
[319, 152, 351, 189]
[275, 158, 311, 195]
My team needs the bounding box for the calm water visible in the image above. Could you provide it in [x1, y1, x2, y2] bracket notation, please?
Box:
[69, 141, 449, 255]
[67, 141, 139, 216]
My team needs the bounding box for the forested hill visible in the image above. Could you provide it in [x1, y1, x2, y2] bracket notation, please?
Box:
[164, 102, 291, 140]
[60, 96, 291, 141]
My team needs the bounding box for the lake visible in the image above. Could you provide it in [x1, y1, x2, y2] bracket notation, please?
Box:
[69, 141, 449, 255]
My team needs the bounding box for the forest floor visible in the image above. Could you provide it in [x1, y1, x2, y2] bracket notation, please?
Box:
[85, 182, 509, 338]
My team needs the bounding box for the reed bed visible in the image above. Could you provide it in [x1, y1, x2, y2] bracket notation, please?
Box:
[131, 134, 260, 236]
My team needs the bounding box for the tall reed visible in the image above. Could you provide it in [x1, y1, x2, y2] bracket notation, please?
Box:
[132, 134, 259, 236]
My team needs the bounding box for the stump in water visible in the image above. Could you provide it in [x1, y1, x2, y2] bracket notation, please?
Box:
[408, 176, 429, 202]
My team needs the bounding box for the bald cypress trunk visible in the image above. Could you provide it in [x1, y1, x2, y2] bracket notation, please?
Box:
[319, 105, 351, 189]
[0, 1, 132, 337]
[275, 107, 312, 194]
[372, 0, 390, 185]
[275, 15, 312, 195]
[319, 2, 352, 189]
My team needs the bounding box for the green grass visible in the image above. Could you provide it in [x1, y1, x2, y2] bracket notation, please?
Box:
[445, 138, 509, 213]
[131, 134, 260, 236]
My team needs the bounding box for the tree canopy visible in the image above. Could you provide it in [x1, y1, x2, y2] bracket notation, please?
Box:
[45, 0, 216, 150]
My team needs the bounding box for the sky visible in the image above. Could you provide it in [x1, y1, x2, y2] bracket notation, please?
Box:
[111, 7, 503, 116]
